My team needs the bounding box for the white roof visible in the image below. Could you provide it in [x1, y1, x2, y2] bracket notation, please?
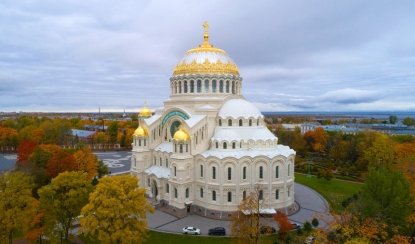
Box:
[185, 115, 206, 128]
[242, 208, 277, 215]
[179, 51, 235, 65]
[144, 114, 161, 125]
[218, 99, 262, 118]
[212, 127, 276, 141]
[198, 104, 215, 110]
[144, 166, 170, 179]
[201, 145, 295, 159]
[154, 142, 173, 153]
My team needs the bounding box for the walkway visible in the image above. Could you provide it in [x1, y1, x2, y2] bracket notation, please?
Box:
[147, 182, 333, 235]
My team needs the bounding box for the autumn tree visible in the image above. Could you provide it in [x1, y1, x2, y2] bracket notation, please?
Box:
[274, 211, 292, 237]
[73, 146, 98, 179]
[16, 139, 37, 168]
[230, 189, 264, 244]
[38, 171, 92, 242]
[0, 172, 38, 244]
[402, 117, 415, 126]
[304, 127, 327, 153]
[363, 134, 395, 168]
[108, 121, 119, 143]
[80, 175, 153, 243]
[0, 126, 18, 148]
[45, 149, 77, 179]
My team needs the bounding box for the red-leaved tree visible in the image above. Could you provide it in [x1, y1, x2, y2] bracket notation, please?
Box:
[45, 150, 77, 179]
[274, 211, 292, 237]
[16, 140, 37, 168]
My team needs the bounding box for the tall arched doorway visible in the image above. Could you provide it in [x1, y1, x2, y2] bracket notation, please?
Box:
[151, 180, 158, 200]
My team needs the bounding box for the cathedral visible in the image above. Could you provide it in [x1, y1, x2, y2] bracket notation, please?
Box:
[130, 23, 296, 218]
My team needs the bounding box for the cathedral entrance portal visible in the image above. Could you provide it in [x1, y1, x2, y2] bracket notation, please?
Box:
[151, 180, 158, 201]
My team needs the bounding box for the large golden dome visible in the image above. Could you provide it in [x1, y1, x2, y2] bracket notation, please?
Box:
[133, 126, 147, 137]
[172, 22, 239, 76]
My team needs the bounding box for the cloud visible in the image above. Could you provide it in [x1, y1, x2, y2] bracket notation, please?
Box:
[0, 0, 415, 112]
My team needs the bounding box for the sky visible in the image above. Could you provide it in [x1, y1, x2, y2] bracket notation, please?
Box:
[1, 0, 415, 112]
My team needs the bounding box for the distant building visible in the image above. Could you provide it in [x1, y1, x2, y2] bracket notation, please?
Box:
[70, 129, 96, 143]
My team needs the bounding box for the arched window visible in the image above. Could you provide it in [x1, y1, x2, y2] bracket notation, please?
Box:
[243, 190, 246, 200]
[166, 183, 169, 193]
[239, 119, 243, 126]
[174, 188, 178, 198]
[179, 144, 183, 153]
[138, 139, 141, 146]
[232, 80, 236, 94]
[228, 119, 232, 126]
[259, 166, 263, 179]
[178, 81, 182, 93]
[259, 190, 263, 200]
[212, 79, 217, 93]
[200, 188, 204, 198]
[159, 157, 162, 166]
[223, 142, 227, 149]
[288, 164, 291, 176]
[249, 119, 252, 126]
[219, 80, 224, 93]
[288, 187, 290, 197]
[257, 119, 259, 126]
[227, 167, 232, 180]
[166, 158, 168, 168]
[154, 157, 156, 165]
[215, 141, 219, 148]
[228, 192, 232, 202]
[275, 189, 279, 200]
[174, 166, 177, 176]
[190, 80, 194, 93]
[219, 119, 222, 126]
[212, 190, 216, 201]
[197, 79, 202, 93]
[185, 188, 189, 198]
[232, 142, 236, 149]
[200, 165, 203, 177]
[275, 166, 279, 178]
[226, 80, 230, 93]
[184, 80, 188, 93]
[204, 79, 209, 92]
[212, 166, 216, 179]
[243, 167, 247, 180]
[186, 144, 188, 152]
[174, 144, 177, 152]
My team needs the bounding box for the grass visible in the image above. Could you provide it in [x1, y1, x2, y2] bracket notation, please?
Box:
[294, 172, 363, 212]
[80, 230, 278, 244]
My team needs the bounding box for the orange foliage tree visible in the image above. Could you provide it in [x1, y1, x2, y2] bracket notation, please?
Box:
[16, 140, 37, 168]
[0, 126, 18, 147]
[304, 127, 327, 153]
[45, 150, 76, 179]
[273, 211, 292, 237]
[73, 147, 98, 179]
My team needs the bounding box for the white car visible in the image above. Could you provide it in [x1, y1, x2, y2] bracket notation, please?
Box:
[182, 226, 201, 235]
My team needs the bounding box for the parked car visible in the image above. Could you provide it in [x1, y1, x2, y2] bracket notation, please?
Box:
[260, 225, 276, 234]
[182, 226, 201, 235]
[208, 227, 226, 236]
[304, 235, 315, 244]
[291, 222, 301, 230]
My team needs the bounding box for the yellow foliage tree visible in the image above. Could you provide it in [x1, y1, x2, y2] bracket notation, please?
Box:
[80, 175, 154, 244]
[38, 171, 93, 242]
[73, 147, 98, 179]
[0, 172, 37, 244]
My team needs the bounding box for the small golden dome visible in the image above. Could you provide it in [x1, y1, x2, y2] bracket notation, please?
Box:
[172, 22, 239, 76]
[133, 126, 147, 137]
[139, 107, 152, 118]
[173, 127, 190, 141]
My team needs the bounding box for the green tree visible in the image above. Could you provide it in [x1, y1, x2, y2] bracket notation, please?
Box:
[357, 167, 413, 233]
[80, 175, 153, 244]
[0, 172, 38, 244]
[108, 122, 119, 143]
[402, 117, 415, 126]
[389, 115, 397, 124]
[38, 171, 92, 242]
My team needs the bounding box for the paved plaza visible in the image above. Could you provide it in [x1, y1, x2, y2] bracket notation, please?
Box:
[147, 182, 332, 235]
[1, 151, 332, 235]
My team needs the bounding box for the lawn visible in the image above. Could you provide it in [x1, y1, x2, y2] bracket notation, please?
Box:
[294, 173, 363, 212]
[81, 230, 278, 244]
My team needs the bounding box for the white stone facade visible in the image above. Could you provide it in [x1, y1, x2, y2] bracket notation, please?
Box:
[130, 28, 295, 216]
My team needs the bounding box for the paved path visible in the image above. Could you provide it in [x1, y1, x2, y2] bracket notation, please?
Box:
[146, 182, 332, 235]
